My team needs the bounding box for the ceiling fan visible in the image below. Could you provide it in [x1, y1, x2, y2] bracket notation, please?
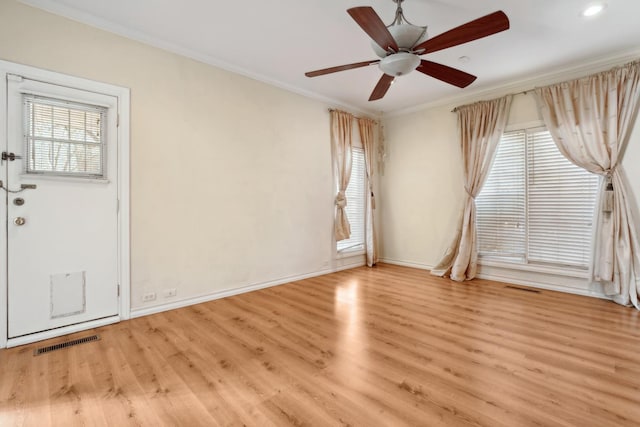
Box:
[305, 0, 510, 101]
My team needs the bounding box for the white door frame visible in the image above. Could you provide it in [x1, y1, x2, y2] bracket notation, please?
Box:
[0, 60, 130, 348]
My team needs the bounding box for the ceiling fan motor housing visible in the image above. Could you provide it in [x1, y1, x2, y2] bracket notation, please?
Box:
[371, 24, 428, 57]
[372, 23, 427, 77]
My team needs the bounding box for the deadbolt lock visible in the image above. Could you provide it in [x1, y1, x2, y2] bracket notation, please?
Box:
[1, 152, 22, 162]
[14, 217, 25, 226]
[13, 198, 24, 206]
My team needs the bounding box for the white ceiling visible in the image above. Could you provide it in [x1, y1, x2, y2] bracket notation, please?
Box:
[20, 0, 640, 114]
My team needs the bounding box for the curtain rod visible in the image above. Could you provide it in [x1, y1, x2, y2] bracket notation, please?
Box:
[451, 89, 530, 113]
[451, 57, 640, 113]
[328, 108, 378, 124]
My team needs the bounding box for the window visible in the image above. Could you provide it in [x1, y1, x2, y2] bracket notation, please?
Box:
[476, 127, 599, 269]
[24, 94, 107, 178]
[337, 147, 366, 253]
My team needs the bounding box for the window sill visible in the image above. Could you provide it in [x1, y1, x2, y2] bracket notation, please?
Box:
[336, 248, 365, 259]
[479, 258, 590, 279]
[20, 173, 110, 184]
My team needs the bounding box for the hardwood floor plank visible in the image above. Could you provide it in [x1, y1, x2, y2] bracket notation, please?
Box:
[1, 263, 640, 426]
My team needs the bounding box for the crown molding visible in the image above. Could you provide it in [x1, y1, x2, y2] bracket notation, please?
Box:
[385, 47, 640, 118]
[17, 0, 377, 118]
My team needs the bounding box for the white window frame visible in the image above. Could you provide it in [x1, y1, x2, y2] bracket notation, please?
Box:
[477, 121, 600, 278]
[0, 60, 131, 349]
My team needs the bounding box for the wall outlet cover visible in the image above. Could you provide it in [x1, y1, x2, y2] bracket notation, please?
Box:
[142, 292, 156, 302]
[163, 288, 177, 298]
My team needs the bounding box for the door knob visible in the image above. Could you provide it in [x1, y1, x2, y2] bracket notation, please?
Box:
[14, 217, 25, 226]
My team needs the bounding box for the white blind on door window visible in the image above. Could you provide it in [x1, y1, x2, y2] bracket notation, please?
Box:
[476, 130, 526, 261]
[476, 127, 599, 269]
[337, 148, 365, 252]
[23, 95, 106, 178]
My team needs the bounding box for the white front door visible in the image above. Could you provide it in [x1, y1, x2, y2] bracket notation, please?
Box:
[6, 76, 120, 339]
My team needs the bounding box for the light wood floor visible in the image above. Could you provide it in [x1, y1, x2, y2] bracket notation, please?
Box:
[1, 264, 640, 426]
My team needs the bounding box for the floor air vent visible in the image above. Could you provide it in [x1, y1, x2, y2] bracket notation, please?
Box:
[505, 285, 541, 294]
[33, 334, 100, 356]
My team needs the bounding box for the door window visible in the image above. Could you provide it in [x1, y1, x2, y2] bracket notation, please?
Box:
[24, 95, 106, 178]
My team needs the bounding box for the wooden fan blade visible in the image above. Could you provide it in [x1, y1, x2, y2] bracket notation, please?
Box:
[305, 60, 380, 78]
[348, 7, 399, 52]
[369, 74, 395, 101]
[414, 11, 509, 54]
[417, 60, 477, 88]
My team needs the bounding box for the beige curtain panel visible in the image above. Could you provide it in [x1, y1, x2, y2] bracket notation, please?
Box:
[358, 117, 378, 267]
[535, 60, 640, 308]
[331, 110, 354, 242]
[432, 95, 513, 281]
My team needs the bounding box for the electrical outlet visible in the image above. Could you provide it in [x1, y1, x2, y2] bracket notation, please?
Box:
[163, 288, 177, 298]
[142, 292, 156, 302]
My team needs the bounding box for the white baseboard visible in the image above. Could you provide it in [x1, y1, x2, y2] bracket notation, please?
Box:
[476, 272, 610, 300]
[130, 261, 366, 319]
[379, 258, 434, 271]
[379, 257, 610, 300]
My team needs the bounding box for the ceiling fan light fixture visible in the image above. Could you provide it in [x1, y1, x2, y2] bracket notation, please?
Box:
[379, 52, 421, 76]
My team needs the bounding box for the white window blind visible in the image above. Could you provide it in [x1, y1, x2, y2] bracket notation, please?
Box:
[23, 94, 106, 178]
[476, 131, 526, 261]
[526, 130, 599, 267]
[337, 148, 365, 252]
[477, 127, 599, 269]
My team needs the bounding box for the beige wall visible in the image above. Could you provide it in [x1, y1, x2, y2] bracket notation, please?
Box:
[379, 77, 640, 295]
[378, 104, 463, 266]
[0, 0, 358, 309]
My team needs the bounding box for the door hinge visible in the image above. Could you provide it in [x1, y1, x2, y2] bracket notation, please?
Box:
[117, 114, 120, 127]
[117, 284, 120, 297]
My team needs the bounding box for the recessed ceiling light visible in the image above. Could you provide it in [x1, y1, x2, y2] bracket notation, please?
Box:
[582, 3, 606, 17]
